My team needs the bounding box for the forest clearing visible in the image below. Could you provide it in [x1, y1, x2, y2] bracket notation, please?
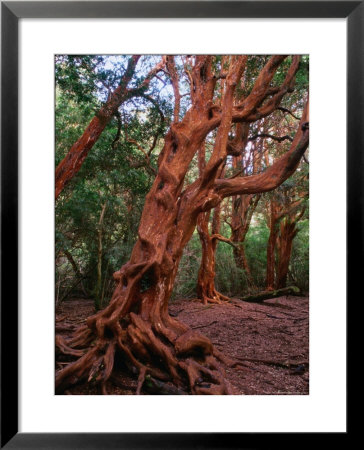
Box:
[55, 54, 309, 395]
[56, 294, 308, 395]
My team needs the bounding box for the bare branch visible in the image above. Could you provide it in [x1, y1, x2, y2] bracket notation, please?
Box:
[211, 234, 239, 249]
[245, 56, 301, 122]
[214, 99, 309, 198]
[278, 107, 301, 120]
[166, 55, 181, 123]
[248, 133, 293, 143]
[233, 56, 301, 123]
[55, 55, 167, 199]
[236, 55, 288, 117]
[125, 137, 157, 176]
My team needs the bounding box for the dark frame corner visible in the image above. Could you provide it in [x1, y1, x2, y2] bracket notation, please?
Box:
[1, 1, 360, 448]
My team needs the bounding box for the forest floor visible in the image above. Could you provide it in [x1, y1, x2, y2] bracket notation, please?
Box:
[56, 295, 309, 395]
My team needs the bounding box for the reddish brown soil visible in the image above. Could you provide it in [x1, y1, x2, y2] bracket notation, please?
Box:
[56, 295, 308, 395]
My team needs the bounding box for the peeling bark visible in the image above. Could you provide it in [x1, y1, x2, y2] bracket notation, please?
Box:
[266, 200, 281, 290]
[266, 188, 307, 290]
[56, 56, 308, 395]
[196, 143, 228, 304]
[276, 205, 306, 289]
[55, 56, 166, 199]
[196, 206, 230, 304]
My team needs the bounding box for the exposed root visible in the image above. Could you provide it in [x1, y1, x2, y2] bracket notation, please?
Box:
[100, 382, 109, 395]
[136, 367, 146, 395]
[56, 309, 232, 395]
[56, 346, 100, 393]
[56, 323, 77, 333]
[179, 355, 233, 395]
[200, 289, 231, 305]
[55, 335, 85, 357]
[56, 257, 233, 396]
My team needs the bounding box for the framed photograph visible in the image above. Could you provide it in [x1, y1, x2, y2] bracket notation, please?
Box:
[2, 1, 358, 448]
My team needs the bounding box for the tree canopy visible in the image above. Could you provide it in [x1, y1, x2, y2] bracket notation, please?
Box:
[55, 55, 309, 395]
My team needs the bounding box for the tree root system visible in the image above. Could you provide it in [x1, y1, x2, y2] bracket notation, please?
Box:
[56, 295, 308, 395]
[56, 303, 233, 395]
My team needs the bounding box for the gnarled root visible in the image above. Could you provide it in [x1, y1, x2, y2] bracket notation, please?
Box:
[56, 309, 232, 395]
[199, 288, 231, 305]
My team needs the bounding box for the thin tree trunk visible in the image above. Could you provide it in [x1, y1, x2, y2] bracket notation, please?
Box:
[229, 132, 262, 285]
[276, 220, 298, 289]
[196, 140, 229, 304]
[196, 206, 230, 304]
[101, 260, 110, 307]
[56, 276, 62, 306]
[266, 200, 280, 290]
[95, 202, 107, 309]
[55, 56, 165, 199]
[234, 243, 251, 277]
[56, 56, 308, 395]
[231, 194, 260, 285]
[63, 249, 88, 297]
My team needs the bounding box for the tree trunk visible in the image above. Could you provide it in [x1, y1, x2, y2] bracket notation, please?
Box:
[237, 286, 300, 303]
[56, 56, 308, 395]
[63, 249, 88, 297]
[196, 207, 230, 304]
[276, 219, 298, 289]
[231, 194, 260, 285]
[195, 141, 229, 304]
[95, 202, 107, 309]
[56, 59, 236, 393]
[55, 56, 165, 199]
[229, 132, 262, 285]
[266, 200, 280, 290]
[234, 243, 252, 278]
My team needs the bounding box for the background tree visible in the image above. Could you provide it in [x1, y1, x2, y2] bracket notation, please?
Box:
[227, 123, 265, 287]
[55, 55, 171, 308]
[55, 55, 166, 198]
[264, 168, 308, 290]
[195, 141, 232, 304]
[56, 55, 309, 395]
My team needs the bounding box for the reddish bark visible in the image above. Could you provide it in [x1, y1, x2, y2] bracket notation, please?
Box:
[266, 200, 281, 290]
[228, 126, 264, 284]
[196, 143, 229, 304]
[56, 56, 308, 395]
[266, 187, 307, 290]
[276, 205, 306, 289]
[196, 206, 231, 304]
[166, 55, 181, 123]
[55, 56, 165, 199]
[276, 219, 298, 289]
[231, 194, 260, 283]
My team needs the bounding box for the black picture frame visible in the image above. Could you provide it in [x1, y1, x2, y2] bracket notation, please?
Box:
[1, 1, 359, 448]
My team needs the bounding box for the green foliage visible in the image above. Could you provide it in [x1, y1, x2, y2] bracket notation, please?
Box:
[55, 54, 309, 306]
[55, 55, 170, 306]
[289, 219, 309, 291]
[172, 234, 201, 299]
[245, 219, 271, 288]
[215, 244, 249, 296]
